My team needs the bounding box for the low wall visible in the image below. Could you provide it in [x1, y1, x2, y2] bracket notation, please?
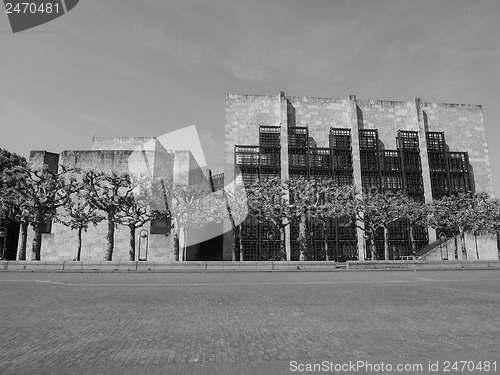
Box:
[346, 260, 500, 270]
[2, 260, 500, 272]
[0, 261, 339, 272]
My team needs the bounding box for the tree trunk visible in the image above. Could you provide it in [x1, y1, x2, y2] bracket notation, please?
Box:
[459, 227, 467, 259]
[369, 230, 377, 260]
[76, 227, 82, 261]
[409, 224, 416, 254]
[280, 227, 286, 261]
[239, 228, 244, 261]
[105, 211, 115, 261]
[129, 224, 136, 261]
[299, 212, 306, 261]
[231, 226, 237, 262]
[173, 230, 179, 261]
[474, 232, 480, 260]
[17, 221, 28, 260]
[384, 225, 390, 261]
[31, 209, 45, 261]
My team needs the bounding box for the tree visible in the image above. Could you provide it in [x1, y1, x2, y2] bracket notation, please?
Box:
[399, 197, 428, 254]
[428, 191, 491, 259]
[1, 164, 80, 260]
[0, 148, 28, 257]
[353, 190, 413, 260]
[117, 175, 171, 261]
[170, 183, 217, 261]
[56, 190, 104, 261]
[83, 170, 132, 261]
[246, 177, 293, 261]
[222, 181, 249, 261]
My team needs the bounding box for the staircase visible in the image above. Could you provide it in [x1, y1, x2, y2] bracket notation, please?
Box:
[416, 236, 456, 260]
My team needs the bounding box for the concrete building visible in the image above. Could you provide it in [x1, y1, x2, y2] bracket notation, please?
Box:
[223, 91, 495, 261]
[22, 136, 222, 262]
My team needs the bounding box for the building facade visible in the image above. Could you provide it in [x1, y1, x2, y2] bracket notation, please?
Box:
[23, 136, 222, 262]
[223, 92, 494, 261]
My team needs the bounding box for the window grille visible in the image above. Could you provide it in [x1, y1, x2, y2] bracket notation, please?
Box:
[362, 172, 381, 191]
[388, 219, 408, 240]
[403, 152, 421, 171]
[310, 170, 334, 180]
[290, 169, 308, 178]
[405, 173, 423, 192]
[359, 129, 378, 150]
[260, 169, 280, 181]
[330, 128, 352, 150]
[448, 152, 468, 172]
[243, 241, 259, 261]
[360, 151, 379, 170]
[288, 127, 308, 148]
[310, 148, 332, 169]
[210, 173, 225, 192]
[450, 173, 470, 193]
[259, 126, 280, 147]
[240, 168, 259, 187]
[337, 218, 356, 240]
[426, 132, 445, 151]
[428, 152, 448, 172]
[381, 173, 403, 190]
[241, 216, 259, 239]
[380, 150, 402, 171]
[430, 172, 449, 194]
[333, 151, 353, 170]
[337, 241, 358, 261]
[289, 150, 308, 168]
[336, 172, 353, 186]
[260, 148, 280, 167]
[398, 131, 419, 151]
[235, 146, 259, 166]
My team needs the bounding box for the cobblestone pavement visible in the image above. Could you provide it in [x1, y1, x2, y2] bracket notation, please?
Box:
[0, 270, 499, 374]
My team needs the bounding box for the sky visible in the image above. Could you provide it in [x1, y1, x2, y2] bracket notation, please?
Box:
[0, 0, 499, 193]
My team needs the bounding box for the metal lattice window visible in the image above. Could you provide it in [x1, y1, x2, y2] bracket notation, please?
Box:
[240, 168, 259, 187]
[388, 219, 408, 240]
[211, 173, 225, 192]
[398, 131, 419, 150]
[330, 128, 352, 150]
[359, 129, 378, 150]
[448, 152, 468, 172]
[333, 151, 353, 170]
[288, 127, 308, 148]
[243, 241, 259, 261]
[260, 169, 280, 181]
[381, 173, 403, 190]
[450, 173, 470, 193]
[310, 170, 333, 180]
[428, 152, 448, 172]
[362, 172, 381, 190]
[260, 148, 280, 167]
[406, 172, 423, 192]
[259, 126, 280, 148]
[235, 146, 259, 166]
[380, 150, 402, 171]
[289, 149, 308, 168]
[403, 152, 421, 171]
[360, 151, 379, 170]
[426, 132, 445, 151]
[430, 172, 449, 193]
[335, 172, 353, 186]
[310, 148, 332, 169]
[337, 241, 358, 261]
[337, 218, 357, 240]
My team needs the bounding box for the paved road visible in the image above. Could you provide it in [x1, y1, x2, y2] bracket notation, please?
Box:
[0, 270, 499, 374]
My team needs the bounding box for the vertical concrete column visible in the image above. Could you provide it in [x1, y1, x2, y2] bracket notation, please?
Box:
[347, 95, 366, 260]
[414, 98, 437, 242]
[279, 92, 291, 261]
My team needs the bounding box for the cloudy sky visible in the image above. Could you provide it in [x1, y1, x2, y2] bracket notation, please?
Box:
[0, 0, 499, 193]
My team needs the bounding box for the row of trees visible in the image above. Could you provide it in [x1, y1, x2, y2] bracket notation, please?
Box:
[0, 153, 223, 261]
[1, 146, 499, 261]
[237, 177, 500, 261]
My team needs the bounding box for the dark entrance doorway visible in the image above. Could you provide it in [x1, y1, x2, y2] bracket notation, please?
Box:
[0, 221, 20, 260]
